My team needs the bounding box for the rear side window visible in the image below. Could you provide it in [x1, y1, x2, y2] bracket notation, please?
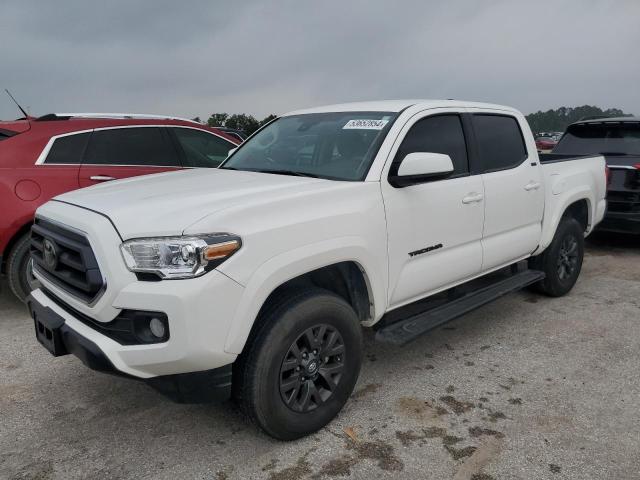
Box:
[44, 132, 90, 164]
[171, 128, 235, 168]
[392, 114, 469, 176]
[553, 123, 640, 155]
[84, 127, 176, 166]
[473, 115, 527, 172]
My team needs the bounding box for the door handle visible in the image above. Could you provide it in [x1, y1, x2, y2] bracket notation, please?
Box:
[89, 175, 116, 182]
[524, 181, 541, 191]
[462, 192, 484, 204]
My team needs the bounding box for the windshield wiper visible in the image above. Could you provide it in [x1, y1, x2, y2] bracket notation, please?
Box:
[251, 169, 321, 178]
[598, 152, 631, 156]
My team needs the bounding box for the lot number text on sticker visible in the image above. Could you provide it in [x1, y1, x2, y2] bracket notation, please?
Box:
[343, 119, 389, 130]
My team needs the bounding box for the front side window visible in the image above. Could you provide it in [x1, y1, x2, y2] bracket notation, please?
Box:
[44, 132, 91, 164]
[171, 128, 235, 168]
[473, 115, 527, 172]
[83, 127, 176, 166]
[391, 114, 469, 177]
[553, 123, 640, 156]
[220, 112, 397, 180]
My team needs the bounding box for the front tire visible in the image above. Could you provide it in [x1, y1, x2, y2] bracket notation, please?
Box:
[235, 288, 363, 440]
[530, 217, 584, 297]
[7, 234, 40, 303]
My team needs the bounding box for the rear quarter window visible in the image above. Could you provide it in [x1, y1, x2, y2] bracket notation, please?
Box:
[43, 132, 91, 164]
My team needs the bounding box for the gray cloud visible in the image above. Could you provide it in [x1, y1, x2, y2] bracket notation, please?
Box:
[1, 0, 639, 120]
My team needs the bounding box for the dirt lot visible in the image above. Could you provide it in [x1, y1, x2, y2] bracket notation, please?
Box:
[1, 233, 638, 480]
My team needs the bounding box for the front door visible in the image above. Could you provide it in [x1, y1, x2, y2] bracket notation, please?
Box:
[382, 110, 485, 308]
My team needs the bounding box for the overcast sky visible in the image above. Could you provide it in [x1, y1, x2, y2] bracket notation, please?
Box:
[1, 0, 639, 121]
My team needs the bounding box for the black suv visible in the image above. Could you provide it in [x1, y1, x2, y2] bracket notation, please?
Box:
[553, 117, 640, 234]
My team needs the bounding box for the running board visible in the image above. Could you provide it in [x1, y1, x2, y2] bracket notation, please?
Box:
[375, 270, 545, 346]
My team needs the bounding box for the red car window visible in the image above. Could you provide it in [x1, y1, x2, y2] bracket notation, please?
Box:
[83, 127, 177, 166]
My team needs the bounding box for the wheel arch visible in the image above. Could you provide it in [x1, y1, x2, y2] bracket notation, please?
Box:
[537, 190, 594, 254]
[240, 262, 372, 352]
[1, 221, 32, 274]
[223, 243, 385, 356]
[562, 198, 589, 232]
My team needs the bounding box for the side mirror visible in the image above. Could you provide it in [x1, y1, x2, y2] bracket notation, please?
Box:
[228, 147, 238, 157]
[390, 152, 454, 187]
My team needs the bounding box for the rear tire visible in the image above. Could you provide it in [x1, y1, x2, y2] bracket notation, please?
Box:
[529, 217, 584, 297]
[7, 234, 39, 303]
[234, 288, 363, 440]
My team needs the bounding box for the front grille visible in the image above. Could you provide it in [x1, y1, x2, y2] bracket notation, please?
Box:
[30, 218, 105, 304]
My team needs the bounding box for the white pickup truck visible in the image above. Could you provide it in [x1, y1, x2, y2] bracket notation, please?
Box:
[28, 100, 607, 440]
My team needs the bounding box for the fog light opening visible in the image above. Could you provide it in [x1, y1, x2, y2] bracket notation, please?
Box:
[149, 317, 166, 338]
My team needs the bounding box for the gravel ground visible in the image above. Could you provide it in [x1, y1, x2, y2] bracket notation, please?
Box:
[1, 232, 638, 480]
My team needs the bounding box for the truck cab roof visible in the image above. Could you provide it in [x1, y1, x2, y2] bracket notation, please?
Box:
[285, 99, 520, 116]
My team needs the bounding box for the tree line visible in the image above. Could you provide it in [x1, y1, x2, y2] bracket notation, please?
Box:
[192, 113, 277, 135]
[525, 105, 633, 134]
[194, 105, 634, 136]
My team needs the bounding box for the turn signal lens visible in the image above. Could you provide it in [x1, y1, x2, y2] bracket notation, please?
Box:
[202, 240, 241, 261]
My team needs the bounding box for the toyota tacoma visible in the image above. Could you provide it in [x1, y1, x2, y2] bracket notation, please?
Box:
[27, 100, 607, 440]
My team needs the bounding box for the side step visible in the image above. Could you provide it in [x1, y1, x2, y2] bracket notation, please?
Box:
[375, 269, 545, 346]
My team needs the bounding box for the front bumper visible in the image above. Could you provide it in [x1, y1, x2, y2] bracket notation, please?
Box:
[28, 291, 233, 403]
[29, 265, 243, 378]
[29, 200, 248, 401]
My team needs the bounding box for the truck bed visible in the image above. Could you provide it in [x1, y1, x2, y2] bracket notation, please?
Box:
[535, 153, 607, 252]
[539, 153, 600, 163]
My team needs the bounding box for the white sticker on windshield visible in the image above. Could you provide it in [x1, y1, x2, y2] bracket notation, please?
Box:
[343, 119, 389, 130]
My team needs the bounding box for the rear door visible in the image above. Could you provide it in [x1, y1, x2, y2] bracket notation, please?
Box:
[469, 112, 544, 271]
[78, 126, 182, 187]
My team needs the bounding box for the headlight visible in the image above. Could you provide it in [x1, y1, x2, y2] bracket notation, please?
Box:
[120, 234, 241, 279]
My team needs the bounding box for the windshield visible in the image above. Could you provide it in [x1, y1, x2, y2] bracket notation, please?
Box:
[220, 111, 397, 180]
[553, 122, 640, 155]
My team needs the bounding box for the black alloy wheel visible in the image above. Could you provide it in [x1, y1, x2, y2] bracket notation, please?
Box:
[557, 235, 579, 281]
[279, 324, 345, 413]
[529, 217, 584, 297]
[234, 288, 363, 440]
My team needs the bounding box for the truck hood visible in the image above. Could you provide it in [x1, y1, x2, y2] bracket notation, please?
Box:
[54, 168, 332, 239]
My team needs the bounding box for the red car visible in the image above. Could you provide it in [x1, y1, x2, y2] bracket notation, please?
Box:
[535, 136, 558, 151]
[0, 113, 240, 302]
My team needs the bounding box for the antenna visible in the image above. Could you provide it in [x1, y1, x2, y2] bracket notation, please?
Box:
[4, 89, 29, 118]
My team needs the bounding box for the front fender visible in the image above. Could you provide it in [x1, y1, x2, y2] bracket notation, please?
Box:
[223, 235, 387, 354]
